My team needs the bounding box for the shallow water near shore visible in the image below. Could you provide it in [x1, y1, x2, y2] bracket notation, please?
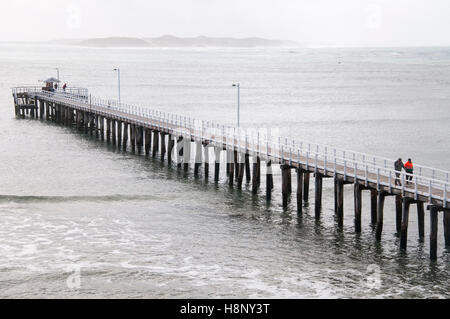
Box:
[0, 44, 449, 298]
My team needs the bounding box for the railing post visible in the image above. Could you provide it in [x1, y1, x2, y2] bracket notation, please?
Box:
[401, 173, 405, 195]
[344, 160, 347, 181]
[377, 168, 380, 191]
[444, 184, 448, 208]
[365, 165, 368, 187]
[334, 158, 337, 177]
[388, 171, 392, 193]
[315, 153, 318, 173]
[429, 180, 433, 202]
[306, 152, 309, 171]
[289, 147, 292, 166]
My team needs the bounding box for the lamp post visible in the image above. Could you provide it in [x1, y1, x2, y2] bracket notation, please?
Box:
[55, 68, 60, 83]
[232, 83, 240, 127]
[113, 68, 121, 102]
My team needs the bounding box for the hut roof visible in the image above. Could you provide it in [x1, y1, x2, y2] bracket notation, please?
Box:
[42, 77, 60, 83]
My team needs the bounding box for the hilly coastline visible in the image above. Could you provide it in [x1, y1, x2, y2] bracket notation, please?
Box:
[54, 35, 300, 48]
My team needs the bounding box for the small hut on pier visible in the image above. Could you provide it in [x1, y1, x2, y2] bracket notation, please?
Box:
[42, 77, 60, 92]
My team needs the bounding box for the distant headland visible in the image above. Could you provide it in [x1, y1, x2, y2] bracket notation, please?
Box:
[51, 35, 301, 48]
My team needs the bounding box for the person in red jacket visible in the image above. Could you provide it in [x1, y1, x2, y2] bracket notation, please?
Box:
[404, 158, 414, 184]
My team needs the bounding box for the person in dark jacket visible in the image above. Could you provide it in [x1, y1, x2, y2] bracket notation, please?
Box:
[394, 158, 404, 186]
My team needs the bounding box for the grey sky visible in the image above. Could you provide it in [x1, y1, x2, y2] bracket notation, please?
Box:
[1, 0, 449, 47]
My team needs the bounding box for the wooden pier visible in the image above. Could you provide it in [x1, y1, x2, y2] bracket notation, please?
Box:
[12, 86, 450, 260]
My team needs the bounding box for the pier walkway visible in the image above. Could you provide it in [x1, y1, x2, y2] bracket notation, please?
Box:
[12, 86, 450, 260]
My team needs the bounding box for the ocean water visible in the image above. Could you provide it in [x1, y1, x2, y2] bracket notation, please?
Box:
[0, 44, 449, 298]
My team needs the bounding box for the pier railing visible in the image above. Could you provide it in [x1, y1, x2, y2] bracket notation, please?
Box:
[18, 87, 450, 207]
[12, 86, 88, 99]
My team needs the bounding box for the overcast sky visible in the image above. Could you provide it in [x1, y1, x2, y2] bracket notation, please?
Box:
[1, 0, 449, 47]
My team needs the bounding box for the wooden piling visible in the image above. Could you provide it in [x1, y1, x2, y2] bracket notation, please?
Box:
[39, 99, 44, 119]
[266, 161, 273, 200]
[417, 201, 425, 240]
[237, 153, 245, 189]
[252, 157, 260, 194]
[100, 117, 105, 140]
[257, 157, 261, 185]
[194, 141, 202, 176]
[400, 198, 411, 250]
[152, 130, 159, 158]
[46, 102, 50, 121]
[183, 138, 191, 171]
[354, 183, 362, 233]
[336, 178, 344, 228]
[130, 124, 136, 152]
[287, 168, 292, 194]
[117, 121, 122, 147]
[144, 129, 151, 155]
[177, 136, 183, 168]
[90, 113, 95, 136]
[370, 190, 378, 225]
[168, 134, 175, 165]
[315, 173, 323, 218]
[430, 206, 438, 260]
[75, 110, 80, 129]
[106, 118, 111, 141]
[245, 153, 251, 182]
[214, 148, 221, 182]
[375, 192, 386, 241]
[234, 150, 239, 179]
[303, 172, 310, 202]
[395, 195, 402, 234]
[82, 112, 88, 133]
[46, 102, 50, 120]
[281, 165, 290, 208]
[137, 126, 143, 153]
[69, 108, 74, 126]
[93, 114, 98, 134]
[122, 122, 128, 149]
[297, 169, 304, 214]
[111, 119, 116, 143]
[55, 104, 59, 123]
[61, 106, 65, 125]
[226, 151, 230, 177]
[444, 211, 450, 248]
[160, 133, 166, 161]
[334, 179, 338, 214]
[204, 145, 210, 179]
[228, 151, 234, 187]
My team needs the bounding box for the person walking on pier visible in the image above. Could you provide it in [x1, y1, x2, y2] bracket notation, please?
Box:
[394, 158, 404, 186]
[405, 158, 414, 184]
[63, 83, 67, 91]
